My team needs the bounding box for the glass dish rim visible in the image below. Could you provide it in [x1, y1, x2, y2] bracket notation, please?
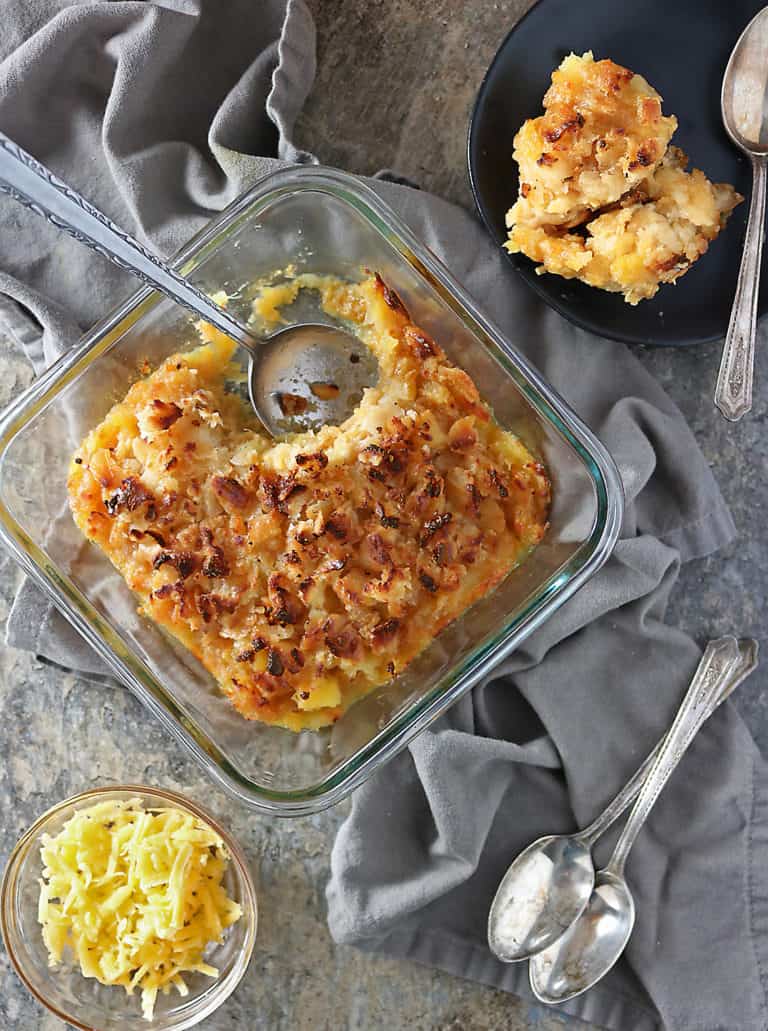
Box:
[0, 783, 258, 1031]
[0, 165, 624, 816]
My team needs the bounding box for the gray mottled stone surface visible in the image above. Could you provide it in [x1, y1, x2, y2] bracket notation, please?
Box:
[1, 1, 765, 1028]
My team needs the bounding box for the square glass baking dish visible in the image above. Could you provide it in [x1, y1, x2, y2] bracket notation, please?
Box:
[0, 167, 622, 815]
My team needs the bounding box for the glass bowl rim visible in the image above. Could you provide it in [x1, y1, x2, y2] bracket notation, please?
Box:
[0, 165, 624, 815]
[0, 784, 258, 1031]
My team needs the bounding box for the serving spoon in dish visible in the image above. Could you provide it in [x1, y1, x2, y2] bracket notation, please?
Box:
[0, 132, 376, 437]
[716, 5, 768, 421]
[487, 635, 757, 964]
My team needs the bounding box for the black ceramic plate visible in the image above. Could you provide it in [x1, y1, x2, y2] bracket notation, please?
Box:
[468, 0, 767, 346]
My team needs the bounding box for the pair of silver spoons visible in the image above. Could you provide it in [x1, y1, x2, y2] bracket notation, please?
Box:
[0, 133, 375, 438]
[487, 635, 758, 1003]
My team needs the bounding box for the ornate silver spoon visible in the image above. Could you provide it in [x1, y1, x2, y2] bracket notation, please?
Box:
[488, 636, 757, 963]
[528, 636, 749, 1003]
[0, 132, 375, 436]
[716, 6, 768, 420]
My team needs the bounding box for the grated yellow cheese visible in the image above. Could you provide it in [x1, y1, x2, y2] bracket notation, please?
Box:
[37, 798, 243, 1020]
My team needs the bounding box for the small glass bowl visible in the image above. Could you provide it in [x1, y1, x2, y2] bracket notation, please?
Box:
[1, 786, 257, 1030]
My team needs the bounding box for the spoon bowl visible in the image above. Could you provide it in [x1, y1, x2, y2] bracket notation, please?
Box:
[249, 322, 378, 434]
[721, 6, 768, 156]
[529, 870, 634, 1003]
[487, 835, 594, 962]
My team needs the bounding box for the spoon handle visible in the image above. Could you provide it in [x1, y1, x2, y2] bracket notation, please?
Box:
[715, 154, 766, 421]
[0, 132, 256, 352]
[580, 637, 757, 847]
[604, 637, 740, 877]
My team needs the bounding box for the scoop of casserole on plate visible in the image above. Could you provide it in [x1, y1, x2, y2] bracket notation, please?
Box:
[506, 52, 742, 304]
[510, 51, 677, 230]
[68, 274, 550, 730]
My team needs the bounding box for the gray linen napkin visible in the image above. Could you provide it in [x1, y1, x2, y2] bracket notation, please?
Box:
[0, 4, 766, 1030]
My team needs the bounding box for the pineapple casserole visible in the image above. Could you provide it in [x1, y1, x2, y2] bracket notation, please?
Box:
[68, 273, 550, 731]
[506, 52, 742, 304]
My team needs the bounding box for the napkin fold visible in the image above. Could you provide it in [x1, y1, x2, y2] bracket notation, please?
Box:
[1, 3, 766, 1029]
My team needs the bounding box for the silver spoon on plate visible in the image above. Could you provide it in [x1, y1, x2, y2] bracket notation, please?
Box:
[488, 636, 757, 964]
[528, 636, 754, 1003]
[716, 5, 768, 421]
[0, 132, 376, 436]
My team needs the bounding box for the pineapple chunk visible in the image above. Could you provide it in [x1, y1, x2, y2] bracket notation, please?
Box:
[296, 675, 342, 711]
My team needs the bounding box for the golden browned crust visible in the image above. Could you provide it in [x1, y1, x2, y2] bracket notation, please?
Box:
[68, 274, 550, 730]
[508, 147, 743, 304]
[510, 52, 677, 230]
[505, 53, 742, 304]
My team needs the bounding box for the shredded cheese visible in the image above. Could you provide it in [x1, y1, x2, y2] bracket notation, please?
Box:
[38, 798, 243, 1020]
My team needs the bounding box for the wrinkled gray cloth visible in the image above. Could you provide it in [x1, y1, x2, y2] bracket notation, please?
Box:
[1, 4, 766, 1030]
